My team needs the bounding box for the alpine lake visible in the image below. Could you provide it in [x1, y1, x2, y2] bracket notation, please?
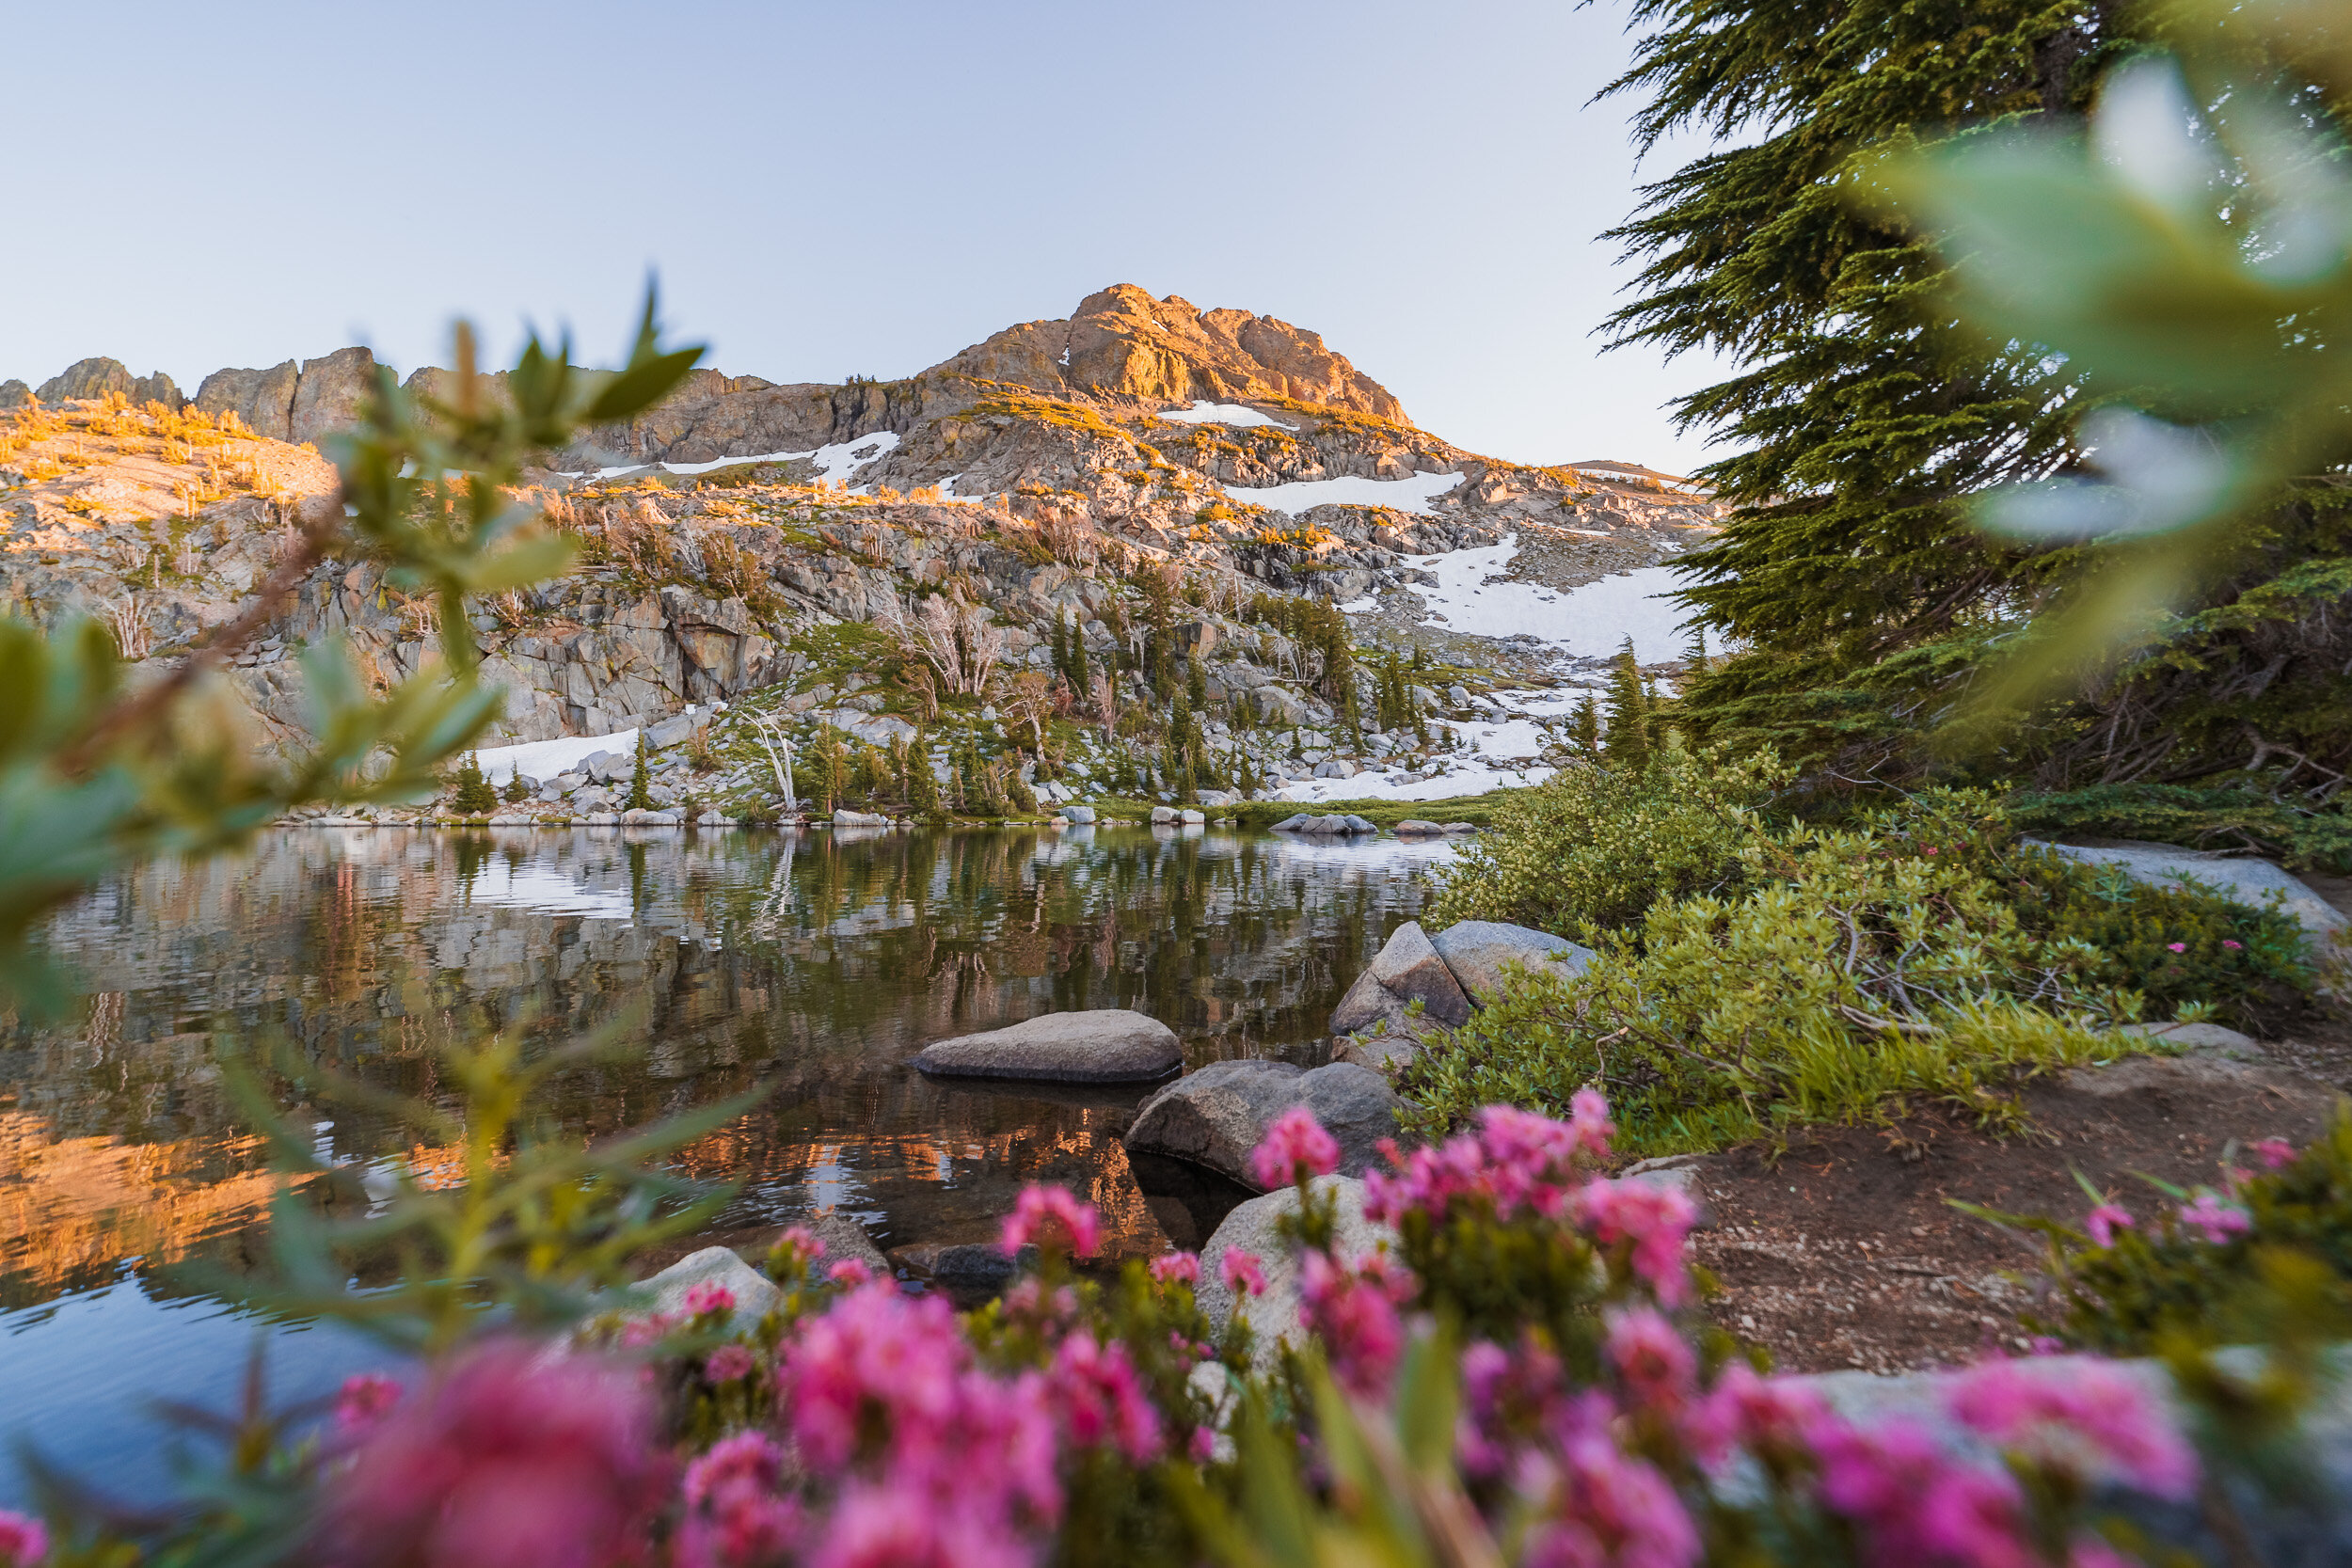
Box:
[0, 821, 1454, 1502]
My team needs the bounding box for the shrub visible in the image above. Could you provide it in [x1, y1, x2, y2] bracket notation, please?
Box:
[1427, 742, 1790, 937]
[1402, 791, 2144, 1151]
[1994, 1109, 2352, 1357]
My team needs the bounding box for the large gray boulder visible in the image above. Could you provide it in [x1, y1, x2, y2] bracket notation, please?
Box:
[1063, 804, 1096, 824]
[1429, 920, 1597, 1006]
[1330, 921, 1471, 1035]
[1196, 1176, 1398, 1376]
[2042, 839, 2346, 957]
[1124, 1058, 1402, 1188]
[914, 1008, 1183, 1084]
[636, 1245, 780, 1327]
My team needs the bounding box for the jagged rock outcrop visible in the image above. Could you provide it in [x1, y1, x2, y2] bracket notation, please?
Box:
[33, 358, 181, 409]
[195, 360, 301, 439]
[932, 285, 1408, 422]
[290, 347, 377, 444]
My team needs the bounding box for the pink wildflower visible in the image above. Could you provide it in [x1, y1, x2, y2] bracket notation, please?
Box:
[619, 1309, 682, 1349]
[1150, 1251, 1201, 1286]
[335, 1372, 403, 1433]
[705, 1344, 759, 1384]
[1248, 1106, 1342, 1190]
[1811, 1416, 2032, 1568]
[684, 1281, 739, 1318]
[1573, 1177, 1698, 1306]
[1679, 1363, 1822, 1468]
[320, 1339, 669, 1568]
[1190, 1425, 1218, 1462]
[1604, 1307, 1695, 1412]
[2254, 1137, 2296, 1170]
[1049, 1332, 1164, 1462]
[1947, 1358, 2196, 1498]
[676, 1432, 799, 1568]
[1522, 1433, 1698, 1568]
[772, 1226, 827, 1270]
[2085, 1203, 2135, 1248]
[826, 1259, 875, 1287]
[1219, 1248, 1267, 1297]
[2176, 1190, 2252, 1244]
[1299, 1252, 1406, 1398]
[0, 1512, 46, 1568]
[2222, 939, 2244, 951]
[999, 1184, 1100, 1259]
[2167, 942, 2186, 953]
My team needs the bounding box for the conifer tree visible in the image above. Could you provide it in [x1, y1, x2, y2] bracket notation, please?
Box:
[501, 772, 530, 806]
[1592, 0, 2347, 818]
[1572, 692, 1602, 756]
[626, 734, 652, 811]
[1067, 618, 1090, 696]
[1603, 641, 1651, 770]
[1185, 656, 1207, 715]
[453, 752, 498, 816]
[908, 745, 940, 817]
[1051, 612, 1071, 685]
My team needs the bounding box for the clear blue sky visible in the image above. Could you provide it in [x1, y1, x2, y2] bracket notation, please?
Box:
[3, 1, 1732, 473]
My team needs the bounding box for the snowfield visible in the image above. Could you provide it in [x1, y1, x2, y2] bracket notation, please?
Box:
[1392, 535, 1691, 659]
[1223, 470, 1466, 516]
[1156, 400, 1297, 430]
[564, 431, 900, 488]
[470, 728, 653, 785]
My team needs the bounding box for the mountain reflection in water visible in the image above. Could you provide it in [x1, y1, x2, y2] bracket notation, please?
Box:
[2, 823, 1456, 1309]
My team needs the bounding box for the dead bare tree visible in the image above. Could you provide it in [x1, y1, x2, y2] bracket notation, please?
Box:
[889, 593, 1005, 697]
[744, 710, 799, 815]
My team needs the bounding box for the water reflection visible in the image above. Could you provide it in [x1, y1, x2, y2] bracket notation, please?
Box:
[2, 824, 1455, 1307]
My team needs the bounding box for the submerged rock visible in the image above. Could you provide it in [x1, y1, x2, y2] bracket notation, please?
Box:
[1123, 1058, 1402, 1188]
[914, 1008, 1183, 1084]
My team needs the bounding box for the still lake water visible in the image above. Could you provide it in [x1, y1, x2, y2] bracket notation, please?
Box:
[0, 822, 1452, 1501]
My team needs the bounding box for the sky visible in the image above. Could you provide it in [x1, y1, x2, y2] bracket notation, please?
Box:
[2, 1, 1735, 474]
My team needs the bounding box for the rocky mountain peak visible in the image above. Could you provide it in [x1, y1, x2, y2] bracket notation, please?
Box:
[927, 285, 1408, 424]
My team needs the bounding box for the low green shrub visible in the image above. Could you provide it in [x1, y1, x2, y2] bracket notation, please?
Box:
[1994, 1108, 2352, 1357]
[1426, 742, 1791, 936]
[1397, 786, 2316, 1151]
[2010, 779, 2352, 875]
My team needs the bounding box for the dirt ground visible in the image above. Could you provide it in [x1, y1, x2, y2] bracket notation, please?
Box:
[1686, 1031, 2350, 1373]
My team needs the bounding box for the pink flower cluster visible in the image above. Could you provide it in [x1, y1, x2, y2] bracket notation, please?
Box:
[335, 1371, 403, 1433]
[1948, 1357, 2196, 1497]
[2175, 1190, 2252, 1244]
[1572, 1176, 1699, 1307]
[676, 1433, 800, 1568]
[1248, 1105, 1342, 1189]
[780, 1279, 1062, 1568]
[1298, 1250, 1414, 1397]
[1362, 1093, 1615, 1228]
[1149, 1250, 1200, 1286]
[1000, 1184, 1100, 1259]
[0, 1512, 46, 1568]
[320, 1339, 670, 1568]
[684, 1281, 739, 1318]
[1046, 1332, 1163, 1463]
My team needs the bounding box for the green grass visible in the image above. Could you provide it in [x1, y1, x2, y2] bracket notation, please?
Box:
[1220, 792, 1516, 830]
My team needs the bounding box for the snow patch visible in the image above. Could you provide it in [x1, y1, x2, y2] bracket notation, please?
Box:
[1398, 536, 1690, 658]
[1270, 758, 1554, 805]
[562, 431, 900, 488]
[471, 729, 644, 786]
[1156, 400, 1296, 430]
[1224, 469, 1465, 517]
[936, 471, 993, 506]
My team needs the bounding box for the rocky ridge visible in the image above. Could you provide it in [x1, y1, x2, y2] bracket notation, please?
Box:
[0, 287, 1724, 814]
